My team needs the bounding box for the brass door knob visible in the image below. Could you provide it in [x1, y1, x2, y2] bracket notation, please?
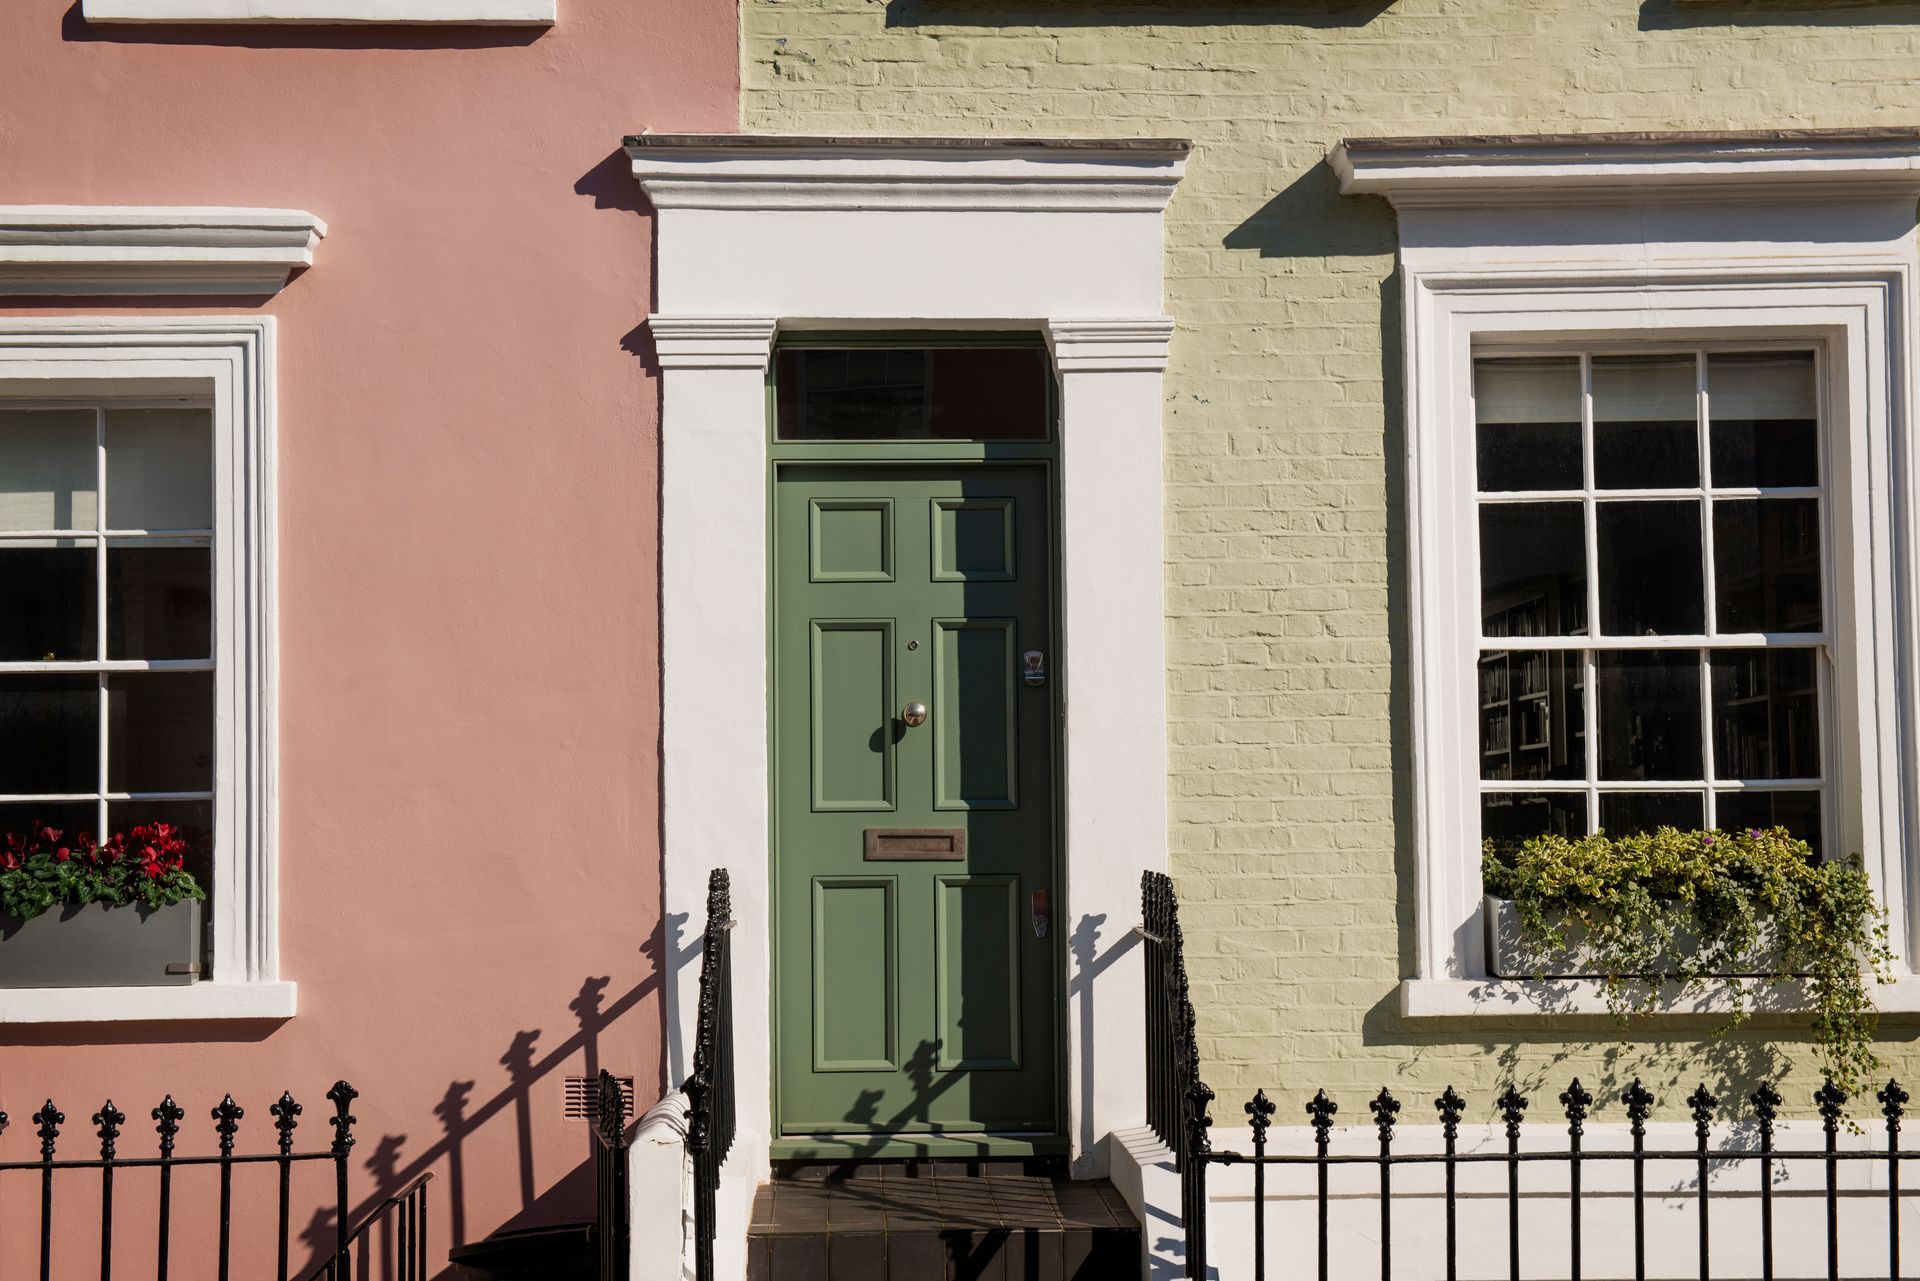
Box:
[901, 702, 929, 727]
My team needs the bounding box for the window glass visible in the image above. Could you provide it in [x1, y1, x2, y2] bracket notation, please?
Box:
[1474, 349, 1828, 847]
[1474, 357, 1582, 491]
[1592, 355, 1698, 489]
[775, 346, 1050, 440]
[0, 538, 96, 662]
[104, 409, 212, 531]
[0, 410, 97, 531]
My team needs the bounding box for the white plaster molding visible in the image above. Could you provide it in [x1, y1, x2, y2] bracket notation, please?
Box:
[1350, 140, 1920, 990]
[0, 982, 296, 1023]
[83, 0, 553, 23]
[1330, 129, 1920, 208]
[0, 208, 324, 296]
[647, 316, 779, 369]
[0, 318, 283, 1014]
[627, 135, 1188, 213]
[631, 1090, 693, 1281]
[1046, 318, 1174, 372]
[1402, 975, 1920, 1021]
[638, 135, 1185, 1201]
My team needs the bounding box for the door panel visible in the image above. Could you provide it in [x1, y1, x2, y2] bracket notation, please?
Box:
[775, 463, 1057, 1137]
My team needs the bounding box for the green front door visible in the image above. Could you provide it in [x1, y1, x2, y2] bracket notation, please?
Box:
[774, 462, 1058, 1144]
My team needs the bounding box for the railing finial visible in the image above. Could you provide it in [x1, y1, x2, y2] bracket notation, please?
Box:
[1623, 1078, 1654, 1139]
[271, 1090, 302, 1156]
[34, 1100, 63, 1159]
[93, 1099, 125, 1161]
[1496, 1085, 1528, 1140]
[1560, 1078, 1592, 1139]
[327, 1080, 359, 1157]
[1816, 1077, 1849, 1133]
[1435, 1086, 1465, 1139]
[1878, 1078, 1908, 1136]
[1369, 1088, 1400, 1144]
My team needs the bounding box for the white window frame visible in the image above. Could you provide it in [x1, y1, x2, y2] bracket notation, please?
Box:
[0, 318, 290, 1023]
[1330, 132, 1920, 1018]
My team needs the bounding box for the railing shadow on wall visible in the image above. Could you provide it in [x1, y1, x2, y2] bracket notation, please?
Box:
[1143, 870, 1920, 1281]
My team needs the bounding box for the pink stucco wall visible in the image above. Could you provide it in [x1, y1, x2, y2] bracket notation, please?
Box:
[0, 2, 734, 1273]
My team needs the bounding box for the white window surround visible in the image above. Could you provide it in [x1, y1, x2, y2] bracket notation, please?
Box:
[0, 319, 289, 1023]
[0, 208, 325, 298]
[81, 0, 552, 23]
[628, 132, 1185, 1274]
[1330, 130, 1920, 1021]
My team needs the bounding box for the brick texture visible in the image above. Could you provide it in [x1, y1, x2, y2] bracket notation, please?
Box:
[744, 0, 1920, 1119]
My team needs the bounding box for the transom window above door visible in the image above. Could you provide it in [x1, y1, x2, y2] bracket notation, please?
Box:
[1473, 349, 1830, 852]
[774, 345, 1052, 441]
[0, 404, 216, 906]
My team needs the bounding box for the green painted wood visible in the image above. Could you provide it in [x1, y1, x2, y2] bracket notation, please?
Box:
[774, 462, 1058, 1139]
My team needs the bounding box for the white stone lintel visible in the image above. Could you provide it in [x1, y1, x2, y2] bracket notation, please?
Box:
[83, 0, 553, 23]
[1331, 129, 1920, 208]
[0, 207, 326, 296]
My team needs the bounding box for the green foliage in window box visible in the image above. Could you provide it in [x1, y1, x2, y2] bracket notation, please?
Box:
[1482, 825, 1894, 1095]
[0, 820, 205, 924]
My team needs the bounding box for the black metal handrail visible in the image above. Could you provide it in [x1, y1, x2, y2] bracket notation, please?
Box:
[1142, 869, 1216, 1273]
[594, 1068, 632, 1281]
[0, 1079, 414, 1281]
[1144, 872, 1920, 1281]
[685, 866, 736, 1281]
[307, 1170, 433, 1281]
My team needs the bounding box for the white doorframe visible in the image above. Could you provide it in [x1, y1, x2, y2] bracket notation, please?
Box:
[632, 141, 1189, 1258]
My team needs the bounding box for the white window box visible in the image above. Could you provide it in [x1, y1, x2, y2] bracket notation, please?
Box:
[81, 0, 553, 23]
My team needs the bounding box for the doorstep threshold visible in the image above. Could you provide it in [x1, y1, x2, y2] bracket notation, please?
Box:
[770, 1133, 1068, 1161]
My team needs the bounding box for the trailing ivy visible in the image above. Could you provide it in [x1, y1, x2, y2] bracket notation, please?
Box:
[0, 820, 205, 924]
[1483, 825, 1893, 1095]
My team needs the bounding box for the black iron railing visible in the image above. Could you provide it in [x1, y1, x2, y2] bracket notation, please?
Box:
[1142, 871, 1920, 1281]
[1142, 869, 1215, 1271]
[685, 867, 737, 1281]
[594, 1068, 632, 1281]
[0, 1080, 429, 1281]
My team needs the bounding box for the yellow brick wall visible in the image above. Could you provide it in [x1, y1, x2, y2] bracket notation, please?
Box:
[744, 0, 1920, 1120]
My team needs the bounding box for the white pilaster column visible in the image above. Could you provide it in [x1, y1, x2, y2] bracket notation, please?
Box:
[652, 317, 777, 1223]
[1046, 317, 1175, 1175]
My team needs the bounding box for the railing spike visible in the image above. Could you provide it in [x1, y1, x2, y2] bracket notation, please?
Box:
[1879, 1078, 1909, 1129]
[1497, 1085, 1528, 1138]
[1245, 1088, 1276, 1144]
[1435, 1086, 1465, 1137]
[1369, 1087, 1400, 1142]
[1623, 1078, 1654, 1139]
[1751, 1081, 1782, 1129]
[270, 1091, 302, 1156]
[1306, 1088, 1338, 1139]
[35, 1099, 64, 1157]
[1689, 1083, 1720, 1141]
[1560, 1078, 1592, 1138]
[153, 1095, 184, 1156]
[1815, 1076, 1849, 1131]
[327, 1081, 359, 1156]
[212, 1094, 244, 1154]
[93, 1099, 125, 1161]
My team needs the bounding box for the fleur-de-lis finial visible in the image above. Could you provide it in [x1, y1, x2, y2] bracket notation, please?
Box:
[153, 1096, 184, 1159]
[271, 1091, 302, 1157]
[327, 1081, 359, 1157]
[93, 1099, 125, 1162]
[1497, 1085, 1528, 1140]
[1879, 1079, 1908, 1137]
[1816, 1077, 1849, 1134]
[1186, 1078, 1215, 1158]
[1306, 1089, 1338, 1148]
[1370, 1088, 1401, 1145]
[1751, 1081, 1782, 1134]
[34, 1101, 63, 1160]
[1622, 1079, 1654, 1141]
[1245, 1089, 1277, 1147]
[1561, 1078, 1593, 1139]
[1435, 1087, 1465, 1140]
[1688, 1084, 1719, 1143]
[212, 1095, 244, 1156]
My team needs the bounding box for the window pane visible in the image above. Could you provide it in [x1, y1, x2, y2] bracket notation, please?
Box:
[0, 410, 97, 532]
[1708, 352, 1818, 488]
[0, 800, 100, 852]
[0, 675, 97, 794]
[1710, 648, 1819, 780]
[1600, 790, 1704, 836]
[1593, 355, 1698, 489]
[1482, 792, 1587, 843]
[1598, 651, 1703, 780]
[106, 672, 213, 793]
[1714, 498, 1822, 633]
[0, 539, 96, 662]
[103, 409, 212, 531]
[1480, 503, 1585, 636]
[108, 798, 213, 888]
[107, 542, 211, 661]
[1715, 790, 1822, 853]
[1598, 501, 1704, 635]
[1474, 357, 1582, 491]
[1479, 651, 1585, 781]
[774, 347, 1050, 440]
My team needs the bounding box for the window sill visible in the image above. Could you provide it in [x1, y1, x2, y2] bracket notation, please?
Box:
[1400, 976, 1920, 1021]
[81, 0, 553, 22]
[0, 982, 296, 1024]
